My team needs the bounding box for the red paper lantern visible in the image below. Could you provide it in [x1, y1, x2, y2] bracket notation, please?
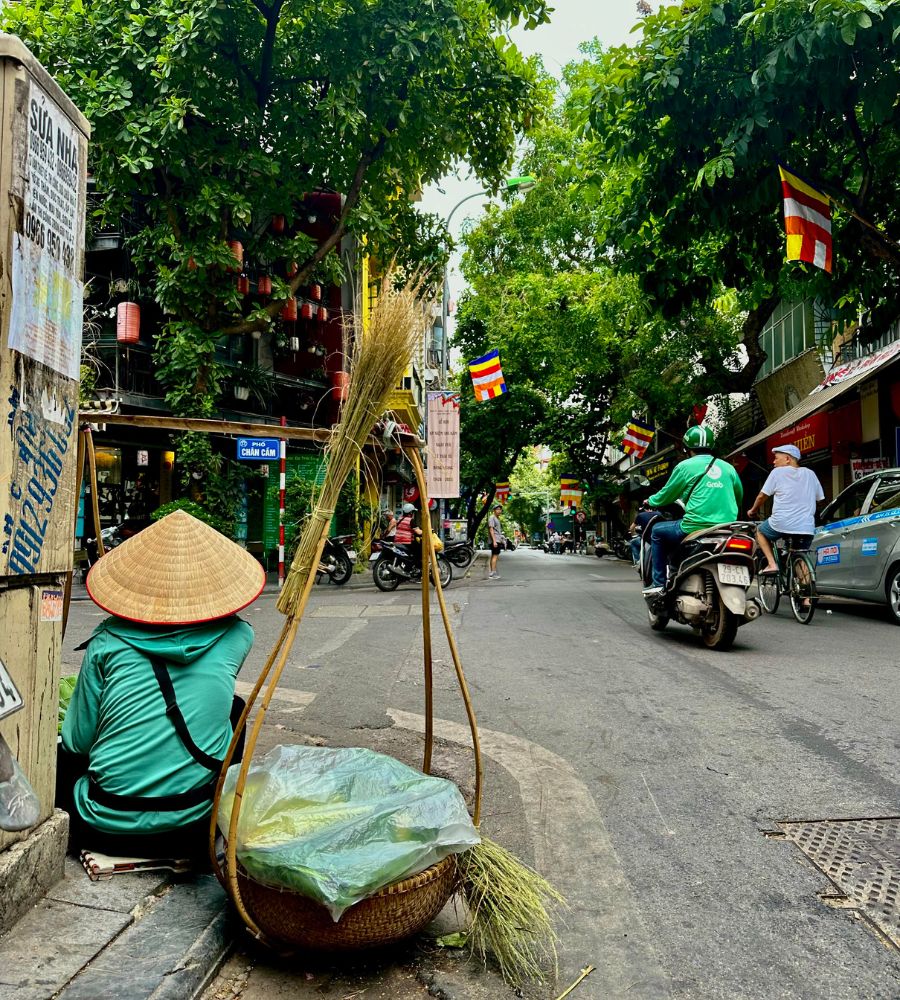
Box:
[236, 275, 250, 295]
[257, 275, 272, 296]
[227, 240, 243, 272]
[116, 302, 140, 344]
[281, 296, 298, 321]
[186, 256, 197, 271]
[287, 261, 299, 278]
[318, 306, 328, 322]
[271, 214, 285, 234]
[300, 302, 314, 320]
[309, 283, 322, 302]
[331, 370, 350, 401]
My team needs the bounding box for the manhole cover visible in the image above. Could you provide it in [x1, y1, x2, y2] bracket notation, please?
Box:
[777, 817, 900, 948]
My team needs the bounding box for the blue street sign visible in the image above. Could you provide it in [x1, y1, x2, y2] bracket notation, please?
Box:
[237, 437, 280, 461]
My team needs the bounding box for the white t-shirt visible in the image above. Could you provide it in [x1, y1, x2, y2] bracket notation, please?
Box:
[762, 466, 824, 534]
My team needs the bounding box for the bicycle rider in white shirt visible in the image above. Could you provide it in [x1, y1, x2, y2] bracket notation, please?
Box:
[746, 444, 825, 573]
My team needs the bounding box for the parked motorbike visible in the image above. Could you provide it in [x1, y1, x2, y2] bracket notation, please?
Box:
[639, 514, 761, 651]
[85, 517, 154, 566]
[443, 540, 475, 569]
[370, 541, 452, 591]
[318, 534, 357, 585]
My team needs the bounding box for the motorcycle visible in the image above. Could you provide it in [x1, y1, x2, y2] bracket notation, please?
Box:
[370, 540, 453, 592]
[318, 534, 357, 585]
[639, 514, 761, 651]
[85, 517, 154, 566]
[443, 540, 475, 569]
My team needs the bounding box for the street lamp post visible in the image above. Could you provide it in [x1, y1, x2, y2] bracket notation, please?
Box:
[433, 175, 535, 539]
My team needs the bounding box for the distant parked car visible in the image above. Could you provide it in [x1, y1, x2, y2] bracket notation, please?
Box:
[814, 468, 900, 623]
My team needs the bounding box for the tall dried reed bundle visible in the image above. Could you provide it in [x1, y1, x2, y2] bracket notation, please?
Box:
[276, 274, 426, 617]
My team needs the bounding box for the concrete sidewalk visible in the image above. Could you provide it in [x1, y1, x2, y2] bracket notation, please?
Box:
[0, 826, 233, 1000]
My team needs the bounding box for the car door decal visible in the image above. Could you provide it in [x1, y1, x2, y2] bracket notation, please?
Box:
[861, 537, 879, 556]
[816, 544, 840, 565]
[817, 506, 900, 533]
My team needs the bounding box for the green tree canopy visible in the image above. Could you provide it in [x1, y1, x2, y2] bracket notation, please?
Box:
[587, 0, 900, 391]
[3, 0, 549, 420]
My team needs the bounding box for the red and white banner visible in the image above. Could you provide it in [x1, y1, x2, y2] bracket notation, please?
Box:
[426, 392, 460, 498]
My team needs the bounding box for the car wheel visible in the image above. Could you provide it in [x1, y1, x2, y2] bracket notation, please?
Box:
[886, 564, 900, 625]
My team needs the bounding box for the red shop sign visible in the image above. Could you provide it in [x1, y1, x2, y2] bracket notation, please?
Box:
[767, 410, 830, 456]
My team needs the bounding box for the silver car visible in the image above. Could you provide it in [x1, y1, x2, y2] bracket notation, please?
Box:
[814, 468, 900, 624]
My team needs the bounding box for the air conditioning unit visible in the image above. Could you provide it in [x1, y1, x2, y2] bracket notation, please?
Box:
[424, 369, 439, 383]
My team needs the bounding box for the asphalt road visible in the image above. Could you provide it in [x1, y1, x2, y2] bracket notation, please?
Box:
[67, 548, 900, 999]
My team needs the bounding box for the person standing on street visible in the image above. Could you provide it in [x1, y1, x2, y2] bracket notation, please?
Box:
[747, 444, 824, 572]
[488, 504, 505, 579]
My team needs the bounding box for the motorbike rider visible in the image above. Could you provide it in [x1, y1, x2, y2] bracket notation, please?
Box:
[629, 500, 654, 564]
[643, 425, 743, 596]
[393, 502, 422, 555]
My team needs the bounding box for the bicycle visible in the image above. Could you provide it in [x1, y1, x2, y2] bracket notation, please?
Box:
[755, 535, 817, 625]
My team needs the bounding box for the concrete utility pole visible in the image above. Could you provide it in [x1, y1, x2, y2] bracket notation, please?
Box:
[0, 35, 90, 934]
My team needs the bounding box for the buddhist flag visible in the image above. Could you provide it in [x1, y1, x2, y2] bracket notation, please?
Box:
[468, 350, 508, 402]
[779, 164, 832, 273]
[560, 476, 582, 508]
[495, 482, 510, 504]
[622, 418, 655, 460]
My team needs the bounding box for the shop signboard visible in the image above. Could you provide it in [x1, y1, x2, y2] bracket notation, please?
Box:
[850, 457, 890, 481]
[237, 437, 279, 461]
[425, 392, 460, 498]
[766, 411, 830, 456]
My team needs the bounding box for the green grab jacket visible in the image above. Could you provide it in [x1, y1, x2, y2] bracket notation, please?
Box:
[62, 615, 253, 834]
[648, 454, 743, 534]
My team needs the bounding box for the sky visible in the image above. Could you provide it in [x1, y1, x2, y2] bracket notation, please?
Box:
[418, 0, 651, 324]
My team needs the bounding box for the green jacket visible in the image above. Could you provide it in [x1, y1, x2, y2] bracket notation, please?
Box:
[62, 616, 253, 835]
[648, 454, 743, 534]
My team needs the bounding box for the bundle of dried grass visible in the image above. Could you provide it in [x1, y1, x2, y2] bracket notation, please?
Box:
[277, 275, 425, 617]
[457, 836, 567, 986]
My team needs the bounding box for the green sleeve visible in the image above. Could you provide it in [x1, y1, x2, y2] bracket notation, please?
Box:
[61, 640, 105, 756]
[648, 462, 689, 507]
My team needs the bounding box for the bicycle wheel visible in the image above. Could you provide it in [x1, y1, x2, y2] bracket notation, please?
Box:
[788, 552, 816, 624]
[756, 551, 780, 614]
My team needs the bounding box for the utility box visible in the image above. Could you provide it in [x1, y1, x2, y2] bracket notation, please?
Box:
[0, 34, 89, 929]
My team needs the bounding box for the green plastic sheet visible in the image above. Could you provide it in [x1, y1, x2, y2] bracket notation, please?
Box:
[218, 745, 479, 920]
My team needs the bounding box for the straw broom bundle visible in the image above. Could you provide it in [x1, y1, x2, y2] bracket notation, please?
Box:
[276, 274, 424, 617]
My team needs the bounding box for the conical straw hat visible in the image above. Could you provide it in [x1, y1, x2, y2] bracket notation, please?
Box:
[86, 510, 266, 625]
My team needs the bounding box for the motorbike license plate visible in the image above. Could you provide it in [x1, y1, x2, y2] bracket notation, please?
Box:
[346, 550, 357, 562]
[368, 552, 379, 563]
[718, 563, 750, 586]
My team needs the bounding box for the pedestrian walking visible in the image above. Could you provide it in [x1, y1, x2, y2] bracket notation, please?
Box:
[488, 503, 505, 578]
[56, 510, 264, 860]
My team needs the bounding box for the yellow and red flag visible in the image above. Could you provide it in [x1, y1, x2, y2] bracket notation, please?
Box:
[622, 418, 655, 459]
[560, 476, 582, 508]
[468, 350, 507, 402]
[779, 164, 832, 273]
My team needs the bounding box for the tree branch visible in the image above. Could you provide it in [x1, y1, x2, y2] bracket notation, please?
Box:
[257, 0, 284, 111]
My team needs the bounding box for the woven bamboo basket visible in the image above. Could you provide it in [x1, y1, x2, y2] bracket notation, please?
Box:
[211, 442, 482, 952]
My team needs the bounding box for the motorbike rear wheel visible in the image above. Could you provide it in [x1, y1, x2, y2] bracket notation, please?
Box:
[702, 581, 738, 651]
[446, 546, 474, 569]
[329, 553, 353, 586]
[373, 556, 400, 592]
[431, 556, 452, 588]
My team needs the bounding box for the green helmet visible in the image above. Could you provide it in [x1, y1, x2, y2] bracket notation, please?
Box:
[683, 424, 715, 450]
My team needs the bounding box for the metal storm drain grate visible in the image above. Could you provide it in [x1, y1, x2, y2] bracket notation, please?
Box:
[776, 817, 900, 949]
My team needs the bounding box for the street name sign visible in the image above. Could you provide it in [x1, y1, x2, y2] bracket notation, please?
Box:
[237, 437, 280, 461]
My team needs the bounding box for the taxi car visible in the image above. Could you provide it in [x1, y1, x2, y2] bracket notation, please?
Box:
[814, 467, 900, 623]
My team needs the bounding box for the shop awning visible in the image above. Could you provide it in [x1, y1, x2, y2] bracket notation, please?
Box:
[620, 445, 677, 491]
[728, 342, 900, 457]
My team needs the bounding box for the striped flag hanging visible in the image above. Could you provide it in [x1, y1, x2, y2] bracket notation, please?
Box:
[622, 418, 655, 460]
[495, 482, 510, 504]
[468, 350, 508, 402]
[779, 164, 832, 273]
[560, 476, 582, 508]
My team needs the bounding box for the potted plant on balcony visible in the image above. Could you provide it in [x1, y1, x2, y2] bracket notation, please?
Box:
[230, 362, 276, 406]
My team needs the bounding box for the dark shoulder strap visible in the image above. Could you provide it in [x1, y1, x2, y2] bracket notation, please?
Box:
[150, 657, 223, 773]
[683, 455, 717, 507]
